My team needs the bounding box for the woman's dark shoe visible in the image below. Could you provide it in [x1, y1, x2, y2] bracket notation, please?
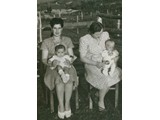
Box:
[98, 106, 107, 112]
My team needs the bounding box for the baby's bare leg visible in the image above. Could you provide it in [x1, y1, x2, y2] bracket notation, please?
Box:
[63, 67, 70, 75]
[63, 67, 70, 83]
[109, 62, 116, 76]
[57, 65, 64, 75]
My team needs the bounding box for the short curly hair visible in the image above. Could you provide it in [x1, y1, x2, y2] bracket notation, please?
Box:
[50, 18, 64, 28]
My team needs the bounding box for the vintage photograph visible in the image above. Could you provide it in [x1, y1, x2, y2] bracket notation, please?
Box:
[37, 0, 122, 120]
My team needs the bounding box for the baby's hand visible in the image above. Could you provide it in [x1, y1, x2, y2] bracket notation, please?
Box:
[52, 60, 60, 67]
[73, 79, 79, 90]
[104, 60, 110, 65]
[96, 62, 106, 69]
[70, 55, 77, 63]
[64, 59, 71, 66]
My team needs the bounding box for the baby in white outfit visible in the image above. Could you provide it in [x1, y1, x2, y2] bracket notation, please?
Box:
[48, 44, 76, 83]
[102, 40, 119, 76]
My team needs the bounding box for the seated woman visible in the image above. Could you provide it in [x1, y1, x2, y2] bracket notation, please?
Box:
[41, 18, 78, 119]
[79, 22, 121, 111]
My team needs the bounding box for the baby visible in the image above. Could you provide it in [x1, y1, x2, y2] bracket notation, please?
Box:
[102, 40, 119, 76]
[48, 44, 76, 83]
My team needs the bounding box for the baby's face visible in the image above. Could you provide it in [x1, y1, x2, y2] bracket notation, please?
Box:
[105, 43, 114, 51]
[56, 48, 65, 57]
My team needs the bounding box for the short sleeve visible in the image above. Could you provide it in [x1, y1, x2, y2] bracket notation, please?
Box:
[41, 40, 48, 51]
[79, 37, 88, 57]
[66, 37, 74, 48]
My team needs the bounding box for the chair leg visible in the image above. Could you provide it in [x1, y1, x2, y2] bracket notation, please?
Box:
[45, 88, 48, 105]
[50, 91, 54, 113]
[89, 95, 93, 109]
[75, 87, 79, 109]
[115, 83, 119, 108]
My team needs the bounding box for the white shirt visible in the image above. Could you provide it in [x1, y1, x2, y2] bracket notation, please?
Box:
[102, 50, 119, 68]
[49, 55, 72, 68]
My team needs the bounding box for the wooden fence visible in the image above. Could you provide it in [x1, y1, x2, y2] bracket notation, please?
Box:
[37, 11, 122, 43]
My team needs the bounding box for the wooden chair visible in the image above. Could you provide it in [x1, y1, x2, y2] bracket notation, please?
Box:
[45, 77, 79, 113]
[88, 82, 119, 109]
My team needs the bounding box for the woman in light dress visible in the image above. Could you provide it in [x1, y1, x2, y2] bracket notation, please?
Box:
[79, 22, 121, 111]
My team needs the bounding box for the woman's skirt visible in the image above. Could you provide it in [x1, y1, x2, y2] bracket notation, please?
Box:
[44, 65, 77, 91]
[84, 64, 122, 90]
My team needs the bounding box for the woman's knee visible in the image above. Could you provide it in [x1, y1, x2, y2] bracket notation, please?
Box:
[56, 82, 65, 91]
[103, 83, 110, 89]
[65, 82, 73, 88]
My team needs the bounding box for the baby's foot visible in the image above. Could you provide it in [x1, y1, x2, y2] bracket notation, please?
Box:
[65, 74, 70, 83]
[58, 69, 64, 75]
[102, 70, 109, 76]
[62, 74, 70, 83]
[61, 73, 67, 83]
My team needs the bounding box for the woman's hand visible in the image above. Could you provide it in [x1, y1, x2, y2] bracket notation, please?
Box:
[103, 60, 110, 65]
[96, 62, 105, 69]
[52, 60, 60, 67]
[70, 55, 77, 63]
[73, 79, 79, 90]
[47, 59, 53, 66]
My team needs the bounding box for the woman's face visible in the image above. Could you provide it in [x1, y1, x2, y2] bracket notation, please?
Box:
[92, 29, 103, 39]
[52, 24, 63, 37]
